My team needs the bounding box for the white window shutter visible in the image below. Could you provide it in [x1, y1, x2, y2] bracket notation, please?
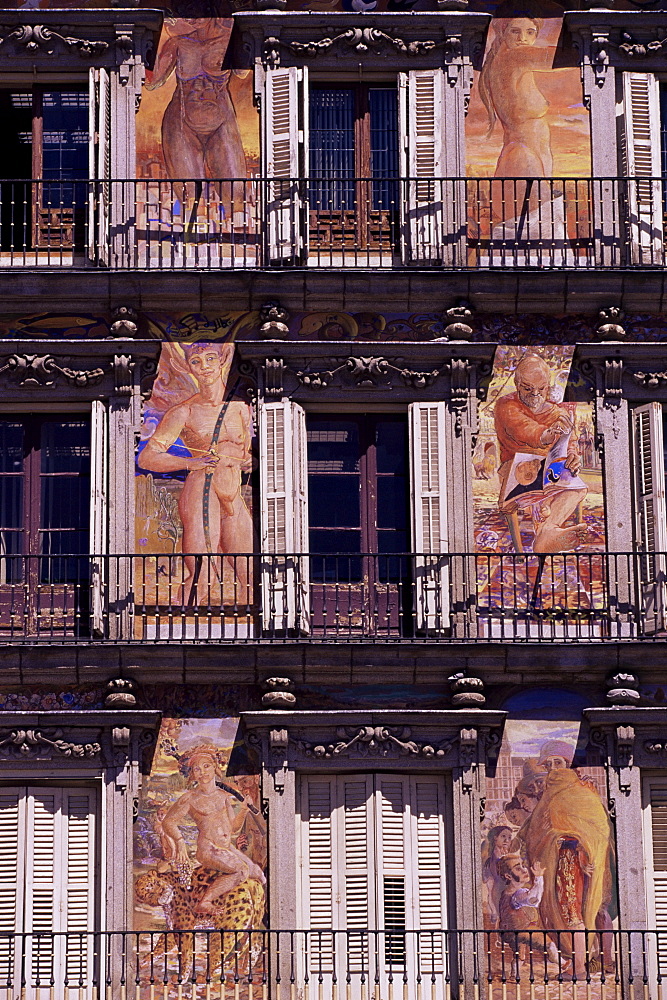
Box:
[90, 400, 108, 638]
[375, 776, 408, 964]
[645, 784, 667, 975]
[89, 68, 111, 265]
[0, 791, 24, 987]
[399, 70, 445, 265]
[410, 779, 447, 971]
[633, 403, 667, 631]
[341, 776, 374, 970]
[259, 399, 310, 633]
[264, 66, 306, 263]
[623, 72, 663, 264]
[409, 402, 449, 632]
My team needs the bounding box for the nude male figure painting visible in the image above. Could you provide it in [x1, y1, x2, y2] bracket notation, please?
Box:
[139, 342, 253, 598]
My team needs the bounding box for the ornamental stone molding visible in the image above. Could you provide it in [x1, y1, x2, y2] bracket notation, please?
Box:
[0, 711, 161, 771]
[242, 709, 506, 792]
[575, 344, 667, 405]
[0, 339, 161, 403]
[237, 341, 495, 405]
[0, 12, 161, 69]
[585, 707, 667, 785]
[567, 14, 667, 73]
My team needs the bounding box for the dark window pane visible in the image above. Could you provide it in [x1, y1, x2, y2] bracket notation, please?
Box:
[41, 530, 89, 557]
[42, 92, 89, 182]
[307, 420, 360, 472]
[309, 529, 361, 555]
[376, 419, 407, 475]
[309, 476, 360, 528]
[377, 530, 409, 555]
[41, 420, 90, 474]
[0, 478, 23, 531]
[377, 478, 408, 531]
[40, 477, 89, 532]
[369, 88, 399, 210]
[309, 88, 355, 210]
[0, 421, 24, 473]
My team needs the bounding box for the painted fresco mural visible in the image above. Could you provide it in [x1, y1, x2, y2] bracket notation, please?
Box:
[466, 15, 591, 259]
[473, 346, 605, 616]
[134, 717, 266, 980]
[136, 340, 255, 613]
[482, 691, 616, 980]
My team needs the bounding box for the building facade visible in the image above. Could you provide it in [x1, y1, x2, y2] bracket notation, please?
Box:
[1, 0, 667, 995]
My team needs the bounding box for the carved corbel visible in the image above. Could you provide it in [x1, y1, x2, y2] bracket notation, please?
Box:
[269, 727, 289, 792]
[597, 306, 626, 342]
[447, 357, 472, 435]
[590, 32, 609, 88]
[259, 301, 290, 340]
[110, 305, 138, 338]
[615, 725, 635, 794]
[443, 33, 463, 86]
[603, 359, 624, 404]
[264, 357, 285, 398]
[458, 726, 478, 792]
[113, 354, 134, 396]
[442, 301, 473, 341]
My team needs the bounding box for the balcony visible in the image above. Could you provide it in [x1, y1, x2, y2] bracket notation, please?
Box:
[0, 929, 665, 999]
[0, 177, 664, 270]
[1, 552, 666, 643]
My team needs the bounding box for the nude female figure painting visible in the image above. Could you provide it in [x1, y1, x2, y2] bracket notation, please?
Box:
[145, 18, 250, 224]
[138, 341, 254, 602]
[478, 17, 559, 178]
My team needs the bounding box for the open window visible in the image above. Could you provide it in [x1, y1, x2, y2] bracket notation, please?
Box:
[308, 84, 399, 256]
[0, 414, 96, 637]
[0, 88, 89, 253]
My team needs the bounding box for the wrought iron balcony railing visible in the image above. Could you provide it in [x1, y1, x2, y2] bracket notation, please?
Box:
[0, 176, 664, 269]
[0, 929, 666, 999]
[1, 551, 666, 643]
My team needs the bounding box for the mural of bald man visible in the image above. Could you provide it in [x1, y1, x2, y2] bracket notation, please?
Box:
[494, 354, 589, 553]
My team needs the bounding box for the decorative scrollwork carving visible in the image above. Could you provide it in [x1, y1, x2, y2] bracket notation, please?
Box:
[618, 30, 667, 58]
[0, 728, 101, 758]
[0, 353, 105, 388]
[263, 28, 446, 65]
[634, 370, 667, 387]
[0, 23, 108, 57]
[296, 725, 454, 760]
[295, 356, 442, 392]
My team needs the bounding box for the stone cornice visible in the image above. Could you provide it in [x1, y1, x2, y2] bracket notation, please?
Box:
[242, 709, 506, 790]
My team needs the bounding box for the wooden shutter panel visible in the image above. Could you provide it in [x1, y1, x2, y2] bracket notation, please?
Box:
[649, 788, 667, 972]
[623, 72, 663, 264]
[90, 400, 107, 638]
[89, 68, 111, 265]
[259, 400, 310, 632]
[341, 776, 373, 969]
[0, 791, 23, 986]
[633, 403, 667, 630]
[399, 70, 445, 264]
[264, 67, 306, 263]
[376, 776, 408, 968]
[409, 402, 449, 631]
[411, 779, 447, 972]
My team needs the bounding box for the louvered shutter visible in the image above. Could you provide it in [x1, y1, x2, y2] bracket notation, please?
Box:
[259, 400, 310, 633]
[0, 791, 23, 987]
[399, 70, 445, 264]
[409, 402, 449, 632]
[622, 72, 663, 264]
[90, 400, 108, 638]
[264, 67, 307, 263]
[88, 68, 111, 266]
[647, 785, 667, 974]
[633, 403, 667, 631]
[300, 774, 447, 997]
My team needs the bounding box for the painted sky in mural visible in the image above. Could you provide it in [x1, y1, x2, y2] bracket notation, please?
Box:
[134, 717, 266, 981]
[136, 341, 254, 611]
[482, 708, 615, 979]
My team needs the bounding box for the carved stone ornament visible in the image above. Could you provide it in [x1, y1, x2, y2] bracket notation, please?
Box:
[263, 28, 449, 66]
[114, 354, 135, 395]
[606, 671, 640, 706]
[110, 305, 139, 338]
[0, 353, 105, 388]
[596, 307, 626, 342]
[448, 671, 486, 707]
[442, 301, 474, 341]
[0, 728, 101, 759]
[633, 370, 667, 387]
[105, 677, 138, 709]
[0, 23, 108, 57]
[296, 725, 455, 760]
[617, 30, 667, 58]
[261, 677, 297, 709]
[590, 32, 609, 87]
[296, 356, 441, 392]
[258, 300, 290, 340]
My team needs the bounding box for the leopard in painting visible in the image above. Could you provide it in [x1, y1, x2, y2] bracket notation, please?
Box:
[135, 867, 265, 978]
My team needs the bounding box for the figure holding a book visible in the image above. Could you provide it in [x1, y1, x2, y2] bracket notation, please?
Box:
[494, 354, 589, 553]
